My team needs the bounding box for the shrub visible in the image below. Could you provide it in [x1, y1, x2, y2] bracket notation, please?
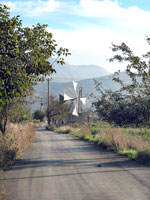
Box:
[33, 110, 46, 122]
[136, 150, 150, 166]
[0, 123, 35, 169]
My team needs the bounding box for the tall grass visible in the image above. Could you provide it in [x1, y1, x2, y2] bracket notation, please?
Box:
[55, 122, 150, 165]
[0, 123, 35, 199]
[0, 123, 35, 169]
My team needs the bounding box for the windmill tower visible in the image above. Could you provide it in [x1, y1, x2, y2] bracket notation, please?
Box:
[63, 81, 86, 123]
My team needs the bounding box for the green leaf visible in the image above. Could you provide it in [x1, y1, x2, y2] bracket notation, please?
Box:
[16, 47, 19, 54]
[7, 71, 11, 76]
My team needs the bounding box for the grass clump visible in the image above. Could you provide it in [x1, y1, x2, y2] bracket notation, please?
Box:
[55, 122, 150, 166]
[0, 123, 35, 170]
[125, 128, 150, 140]
[54, 126, 71, 134]
[55, 125, 82, 136]
[119, 149, 137, 159]
[0, 123, 35, 199]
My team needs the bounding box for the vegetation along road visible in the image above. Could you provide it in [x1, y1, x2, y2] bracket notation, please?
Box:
[2, 127, 150, 200]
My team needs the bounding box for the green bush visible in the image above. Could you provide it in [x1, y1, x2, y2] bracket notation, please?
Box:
[136, 150, 150, 166]
[119, 150, 137, 159]
[33, 110, 46, 122]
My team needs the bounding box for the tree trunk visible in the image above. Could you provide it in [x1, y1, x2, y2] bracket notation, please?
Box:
[0, 118, 7, 136]
[0, 104, 8, 136]
[47, 111, 51, 126]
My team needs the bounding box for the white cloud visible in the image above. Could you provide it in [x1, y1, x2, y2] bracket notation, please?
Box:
[3, 0, 150, 32]
[32, 0, 60, 16]
[46, 0, 150, 72]
[2, 0, 60, 16]
[79, 0, 122, 18]
[78, 0, 150, 34]
[2, 0, 150, 72]
[2, 1, 18, 11]
[47, 26, 150, 73]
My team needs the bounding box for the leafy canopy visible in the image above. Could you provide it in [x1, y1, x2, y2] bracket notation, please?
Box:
[93, 37, 150, 127]
[0, 4, 70, 107]
[0, 4, 70, 135]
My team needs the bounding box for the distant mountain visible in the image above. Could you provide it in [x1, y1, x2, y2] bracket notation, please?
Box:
[49, 62, 110, 82]
[32, 72, 132, 111]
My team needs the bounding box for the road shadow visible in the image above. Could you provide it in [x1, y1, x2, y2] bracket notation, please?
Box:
[2, 155, 146, 172]
[1, 158, 149, 191]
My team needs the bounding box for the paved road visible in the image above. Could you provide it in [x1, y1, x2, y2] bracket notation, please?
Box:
[1, 127, 150, 200]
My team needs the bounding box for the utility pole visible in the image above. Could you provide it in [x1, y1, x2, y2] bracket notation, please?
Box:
[79, 87, 82, 113]
[79, 87, 83, 124]
[48, 78, 50, 126]
[40, 98, 43, 110]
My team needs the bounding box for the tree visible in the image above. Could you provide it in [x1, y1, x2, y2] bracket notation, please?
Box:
[33, 110, 46, 122]
[0, 4, 70, 135]
[46, 96, 69, 126]
[93, 38, 150, 126]
[109, 40, 150, 95]
[8, 102, 32, 123]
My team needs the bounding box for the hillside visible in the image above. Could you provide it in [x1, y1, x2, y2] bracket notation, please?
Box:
[49, 62, 110, 82]
[32, 72, 132, 111]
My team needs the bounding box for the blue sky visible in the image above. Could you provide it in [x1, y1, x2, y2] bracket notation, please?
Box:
[1, 0, 150, 73]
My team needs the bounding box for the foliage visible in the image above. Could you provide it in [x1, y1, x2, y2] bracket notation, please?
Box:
[93, 38, 150, 127]
[47, 95, 70, 126]
[33, 109, 46, 122]
[0, 4, 70, 135]
[93, 82, 150, 126]
[136, 150, 150, 166]
[120, 149, 137, 159]
[6, 101, 32, 123]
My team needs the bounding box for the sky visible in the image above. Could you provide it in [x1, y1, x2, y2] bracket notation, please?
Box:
[1, 0, 150, 73]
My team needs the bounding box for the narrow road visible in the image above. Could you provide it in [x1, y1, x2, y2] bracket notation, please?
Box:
[2, 127, 150, 200]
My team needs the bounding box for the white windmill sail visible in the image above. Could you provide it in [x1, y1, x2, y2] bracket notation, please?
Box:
[72, 104, 78, 116]
[80, 97, 86, 105]
[64, 93, 73, 101]
[63, 80, 86, 117]
[73, 81, 78, 93]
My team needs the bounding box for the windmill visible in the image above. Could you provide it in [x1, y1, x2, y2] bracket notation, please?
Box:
[63, 81, 86, 117]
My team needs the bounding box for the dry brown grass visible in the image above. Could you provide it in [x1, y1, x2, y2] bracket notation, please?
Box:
[95, 128, 150, 152]
[81, 126, 91, 137]
[54, 123, 150, 164]
[0, 123, 35, 169]
[56, 124, 150, 154]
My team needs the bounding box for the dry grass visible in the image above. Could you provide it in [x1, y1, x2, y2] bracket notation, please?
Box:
[0, 123, 35, 199]
[81, 126, 91, 137]
[55, 124, 150, 152]
[55, 125, 81, 135]
[0, 123, 35, 169]
[55, 123, 150, 164]
[94, 128, 150, 152]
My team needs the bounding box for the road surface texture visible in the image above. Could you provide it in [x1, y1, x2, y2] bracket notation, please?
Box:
[1, 127, 150, 200]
